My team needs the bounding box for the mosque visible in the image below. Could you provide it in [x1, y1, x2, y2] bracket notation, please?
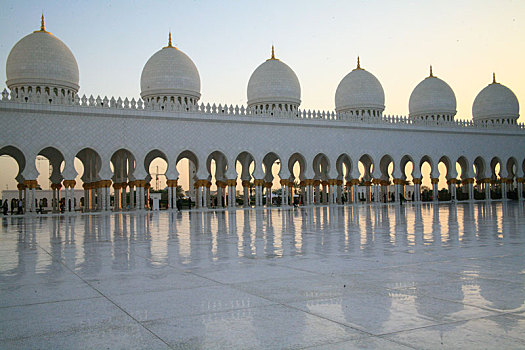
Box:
[0, 16, 524, 214]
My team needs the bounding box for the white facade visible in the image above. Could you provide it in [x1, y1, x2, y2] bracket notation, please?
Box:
[0, 18, 523, 214]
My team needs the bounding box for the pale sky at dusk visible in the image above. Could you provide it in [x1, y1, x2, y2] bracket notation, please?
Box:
[0, 0, 523, 191]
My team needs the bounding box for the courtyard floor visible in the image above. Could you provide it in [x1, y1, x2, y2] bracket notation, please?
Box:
[0, 202, 524, 349]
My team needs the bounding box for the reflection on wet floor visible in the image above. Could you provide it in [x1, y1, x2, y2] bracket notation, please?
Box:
[1, 202, 525, 349]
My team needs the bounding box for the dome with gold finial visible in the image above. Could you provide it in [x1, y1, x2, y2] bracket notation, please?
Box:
[409, 66, 457, 121]
[247, 46, 301, 112]
[335, 57, 385, 117]
[472, 73, 519, 125]
[6, 15, 80, 96]
[140, 33, 201, 104]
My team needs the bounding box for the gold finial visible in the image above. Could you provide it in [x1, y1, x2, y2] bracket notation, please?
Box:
[429, 65, 434, 77]
[164, 32, 175, 48]
[39, 13, 47, 32]
[271, 45, 275, 59]
[357, 56, 361, 69]
[492, 72, 496, 84]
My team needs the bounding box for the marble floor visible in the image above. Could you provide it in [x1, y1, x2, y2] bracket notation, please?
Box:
[0, 202, 524, 349]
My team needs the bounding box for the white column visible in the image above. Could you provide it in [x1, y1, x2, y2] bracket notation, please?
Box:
[130, 184, 135, 209]
[502, 181, 508, 200]
[518, 181, 523, 201]
[432, 179, 439, 202]
[485, 181, 491, 201]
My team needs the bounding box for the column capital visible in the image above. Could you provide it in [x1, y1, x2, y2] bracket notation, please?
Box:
[447, 178, 458, 184]
[135, 180, 146, 187]
[166, 179, 178, 187]
[412, 178, 422, 185]
[431, 178, 439, 184]
[253, 179, 265, 186]
[516, 177, 525, 184]
[24, 179, 38, 188]
[393, 178, 405, 185]
[242, 180, 251, 188]
[17, 183, 26, 190]
[226, 179, 238, 186]
[461, 178, 475, 185]
[264, 182, 272, 188]
[280, 179, 288, 186]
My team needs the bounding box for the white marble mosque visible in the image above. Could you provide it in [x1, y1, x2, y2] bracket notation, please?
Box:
[0, 16, 523, 215]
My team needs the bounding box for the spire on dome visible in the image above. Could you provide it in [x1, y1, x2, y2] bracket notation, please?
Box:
[267, 45, 279, 61]
[357, 56, 361, 69]
[429, 65, 434, 77]
[164, 32, 175, 48]
[35, 13, 48, 33]
[492, 72, 496, 84]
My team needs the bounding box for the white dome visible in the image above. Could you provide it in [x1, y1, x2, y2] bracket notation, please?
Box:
[6, 21, 79, 92]
[140, 36, 200, 101]
[409, 69, 456, 119]
[335, 60, 385, 113]
[247, 48, 300, 108]
[472, 77, 519, 121]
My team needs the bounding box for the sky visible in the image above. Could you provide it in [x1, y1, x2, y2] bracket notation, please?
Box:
[0, 0, 523, 192]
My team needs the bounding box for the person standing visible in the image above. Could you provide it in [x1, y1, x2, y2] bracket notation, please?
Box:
[2, 200, 8, 215]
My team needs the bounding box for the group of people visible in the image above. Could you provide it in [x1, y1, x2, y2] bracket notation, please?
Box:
[1, 198, 24, 215]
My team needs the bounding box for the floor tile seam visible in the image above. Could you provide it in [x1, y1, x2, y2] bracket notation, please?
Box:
[35, 244, 177, 350]
[140, 302, 283, 324]
[221, 283, 377, 339]
[375, 310, 513, 339]
[425, 294, 521, 314]
[0, 295, 103, 309]
[297, 334, 419, 350]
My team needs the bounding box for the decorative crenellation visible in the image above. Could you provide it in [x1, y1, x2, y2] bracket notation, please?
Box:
[1, 87, 523, 130]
